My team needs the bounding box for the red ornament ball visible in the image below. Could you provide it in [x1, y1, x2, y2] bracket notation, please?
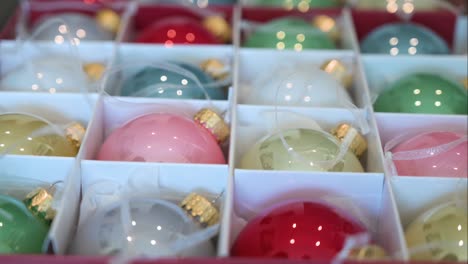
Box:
[136, 16, 220, 45]
[231, 200, 368, 260]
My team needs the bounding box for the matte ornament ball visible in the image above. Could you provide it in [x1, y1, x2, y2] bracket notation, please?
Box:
[97, 109, 228, 164]
[231, 200, 368, 260]
[32, 13, 114, 42]
[244, 17, 336, 50]
[390, 131, 467, 177]
[0, 113, 82, 157]
[360, 23, 449, 55]
[136, 16, 221, 45]
[239, 127, 365, 172]
[405, 202, 467, 261]
[0, 194, 50, 254]
[121, 62, 225, 99]
[374, 73, 467, 114]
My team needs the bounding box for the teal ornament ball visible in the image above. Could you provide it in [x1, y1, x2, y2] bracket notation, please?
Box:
[0, 194, 50, 254]
[374, 73, 467, 115]
[248, 0, 342, 8]
[244, 17, 336, 50]
[361, 23, 450, 55]
[120, 62, 226, 100]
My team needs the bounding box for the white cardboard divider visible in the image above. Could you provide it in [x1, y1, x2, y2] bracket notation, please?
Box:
[362, 55, 468, 101]
[454, 15, 467, 54]
[0, 155, 79, 254]
[226, 171, 406, 259]
[235, 105, 384, 173]
[78, 160, 228, 255]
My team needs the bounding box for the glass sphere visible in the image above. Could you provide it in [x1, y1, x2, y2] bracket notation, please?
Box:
[120, 62, 225, 99]
[361, 23, 449, 55]
[247, 0, 342, 8]
[374, 73, 467, 114]
[391, 131, 467, 177]
[0, 113, 78, 157]
[1, 55, 88, 93]
[97, 113, 226, 164]
[32, 13, 114, 42]
[244, 17, 336, 50]
[240, 129, 364, 172]
[0, 194, 49, 254]
[136, 16, 220, 44]
[231, 200, 368, 260]
[244, 67, 351, 106]
[73, 199, 214, 256]
[405, 202, 467, 261]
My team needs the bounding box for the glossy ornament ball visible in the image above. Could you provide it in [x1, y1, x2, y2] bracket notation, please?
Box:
[1, 55, 88, 93]
[231, 200, 368, 260]
[244, 17, 335, 50]
[240, 129, 364, 172]
[405, 202, 467, 261]
[73, 199, 214, 256]
[244, 67, 351, 106]
[0, 113, 79, 157]
[247, 0, 342, 8]
[136, 16, 220, 45]
[32, 13, 114, 42]
[97, 112, 226, 164]
[390, 131, 467, 177]
[374, 73, 467, 114]
[361, 23, 449, 55]
[0, 194, 49, 254]
[121, 62, 225, 99]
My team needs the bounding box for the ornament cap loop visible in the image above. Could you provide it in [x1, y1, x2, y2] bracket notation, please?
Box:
[83, 63, 106, 81]
[65, 122, 86, 149]
[180, 193, 220, 227]
[200, 59, 229, 81]
[194, 109, 229, 144]
[95, 8, 121, 35]
[320, 59, 352, 89]
[202, 15, 232, 43]
[348, 244, 388, 260]
[23, 187, 56, 224]
[331, 123, 368, 157]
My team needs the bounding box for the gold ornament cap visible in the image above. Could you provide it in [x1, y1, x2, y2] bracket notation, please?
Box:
[200, 59, 229, 80]
[348, 244, 388, 260]
[312, 15, 340, 42]
[331, 123, 368, 157]
[65, 122, 86, 149]
[462, 77, 467, 90]
[83, 63, 106, 81]
[202, 15, 232, 43]
[194, 108, 230, 144]
[23, 187, 56, 224]
[95, 9, 121, 35]
[320, 59, 353, 89]
[180, 193, 220, 227]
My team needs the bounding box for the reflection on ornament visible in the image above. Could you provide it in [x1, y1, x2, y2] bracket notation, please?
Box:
[374, 73, 467, 114]
[120, 62, 226, 99]
[405, 202, 467, 261]
[231, 200, 368, 259]
[1, 56, 89, 93]
[244, 17, 336, 50]
[355, 0, 437, 11]
[32, 13, 114, 43]
[390, 131, 467, 177]
[247, 0, 342, 10]
[73, 198, 215, 256]
[348, 244, 388, 260]
[202, 15, 232, 43]
[97, 109, 228, 163]
[240, 125, 366, 172]
[245, 66, 352, 106]
[136, 16, 220, 45]
[361, 23, 449, 55]
[0, 113, 84, 157]
[0, 194, 50, 254]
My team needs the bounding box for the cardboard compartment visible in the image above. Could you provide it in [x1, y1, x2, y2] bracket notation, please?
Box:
[0, 155, 79, 254]
[234, 105, 384, 173]
[74, 160, 229, 256]
[224, 171, 406, 260]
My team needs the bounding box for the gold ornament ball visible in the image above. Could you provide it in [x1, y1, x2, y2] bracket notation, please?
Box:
[95, 9, 121, 35]
[405, 202, 467, 261]
[202, 15, 232, 43]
